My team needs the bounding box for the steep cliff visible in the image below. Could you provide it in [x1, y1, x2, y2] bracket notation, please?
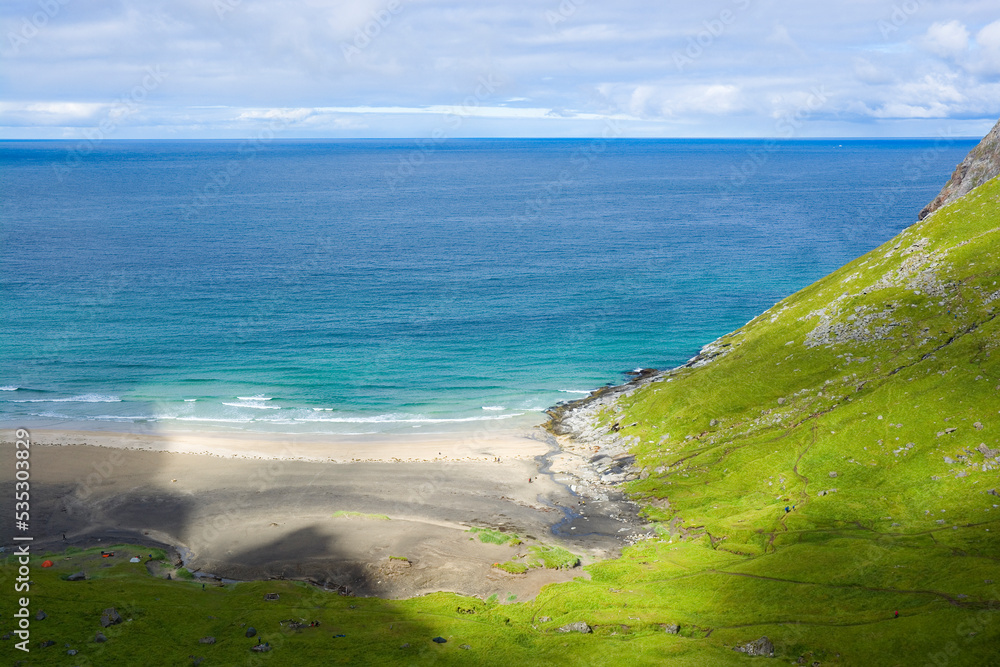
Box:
[919, 117, 1000, 219]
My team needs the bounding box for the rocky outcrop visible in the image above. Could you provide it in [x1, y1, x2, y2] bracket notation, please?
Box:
[733, 636, 775, 657]
[919, 117, 1000, 219]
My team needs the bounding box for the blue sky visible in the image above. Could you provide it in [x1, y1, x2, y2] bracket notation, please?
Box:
[2, 0, 999, 138]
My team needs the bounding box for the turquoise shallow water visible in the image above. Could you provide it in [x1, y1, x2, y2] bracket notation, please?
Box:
[0, 138, 977, 435]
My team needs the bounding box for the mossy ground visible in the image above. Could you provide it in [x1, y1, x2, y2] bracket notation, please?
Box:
[5, 181, 1000, 665]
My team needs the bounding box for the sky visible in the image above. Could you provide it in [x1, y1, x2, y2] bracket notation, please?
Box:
[2, 0, 999, 139]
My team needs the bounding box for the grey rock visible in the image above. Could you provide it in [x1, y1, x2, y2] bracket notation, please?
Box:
[557, 622, 592, 634]
[199, 637, 216, 644]
[36, 611, 46, 621]
[829, 471, 838, 478]
[39, 640, 56, 648]
[977, 443, 999, 458]
[920, 118, 1000, 219]
[67, 649, 77, 656]
[538, 616, 551, 622]
[733, 636, 775, 657]
[67, 572, 86, 581]
[974, 421, 984, 430]
[777, 397, 786, 405]
[100, 608, 122, 628]
[665, 623, 680, 634]
[710, 419, 719, 427]
[459, 644, 471, 650]
[94, 632, 107, 643]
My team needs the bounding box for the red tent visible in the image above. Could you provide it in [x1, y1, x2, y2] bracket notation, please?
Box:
[41, 560, 53, 568]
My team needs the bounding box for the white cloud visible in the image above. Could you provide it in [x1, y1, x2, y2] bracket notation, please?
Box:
[920, 20, 970, 59]
[973, 20, 1000, 74]
[1, 0, 999, 137]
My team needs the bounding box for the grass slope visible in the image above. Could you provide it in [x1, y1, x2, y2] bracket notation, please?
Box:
[4, 180, 1000, 666]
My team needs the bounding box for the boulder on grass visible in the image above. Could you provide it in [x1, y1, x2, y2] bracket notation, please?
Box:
[733, 636, 775, 657]
[100, 608, 122, 628]
[557, 622, 592, 634]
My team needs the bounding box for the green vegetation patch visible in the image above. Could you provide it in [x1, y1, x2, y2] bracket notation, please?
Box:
[468, 527, 521, 545]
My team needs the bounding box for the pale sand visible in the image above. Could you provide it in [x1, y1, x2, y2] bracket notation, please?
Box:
[1, 429, 648, 601]
[24, 427, 551, 462]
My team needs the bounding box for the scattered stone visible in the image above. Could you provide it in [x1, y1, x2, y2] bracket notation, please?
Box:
[974, 422, 984, 430]
[977, 444, 999, 458]
[777, 398, 786, 405]
[67, 649, 77, 656]
[956, 471, 969, 478]
[829, 471, 838, 478]
[989, 489, 999, 496]
[710, 419, 719, 427]
[245, 627, 257, 638]
[557, 622, 592, 634]
[944, 456, 955, 464]
[264, 593, 280, 601]
[945, 427, 957, 434]
[39, 640, 56, 648]
[100, 608, 122, 628]
[1, 633, 11, 640]
[36, 611, 46, 621]
[459, 644, 471, 650]
[538, 616, 551, 622]
[400, 643, 410, 649]
[191, 658, 204, 667]
[664, 624, 680, 634]
[94, 632, 107, 643]
[432, 636, 447, 643]
[199, 637, 216, 644]
[733, 636, 775, 657]
[67, 572, 86, 581]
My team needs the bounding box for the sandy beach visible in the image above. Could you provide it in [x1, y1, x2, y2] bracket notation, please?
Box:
[2, 427, 648, 601]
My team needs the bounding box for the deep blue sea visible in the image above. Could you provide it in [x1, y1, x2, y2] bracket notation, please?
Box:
[0, 138, 977, 436]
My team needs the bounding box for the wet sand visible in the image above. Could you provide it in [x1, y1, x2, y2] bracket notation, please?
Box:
[1, 428, 648, 600]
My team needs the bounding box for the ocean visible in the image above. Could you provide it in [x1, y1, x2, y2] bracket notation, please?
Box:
[0, 138, 977, 436]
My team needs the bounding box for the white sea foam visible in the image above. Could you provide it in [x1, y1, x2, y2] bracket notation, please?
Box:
[184, 399, 197, 402]
[481, 405, 505, 411]
[237, 395, 273, 401]
[557, 389, 591, 395]
[0, 386, 18, 391]
[222, 400, 281, 410]
[9, 394, 122, 403]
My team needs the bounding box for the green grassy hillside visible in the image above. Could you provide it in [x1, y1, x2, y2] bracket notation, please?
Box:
[4, 179, 1000, 666]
